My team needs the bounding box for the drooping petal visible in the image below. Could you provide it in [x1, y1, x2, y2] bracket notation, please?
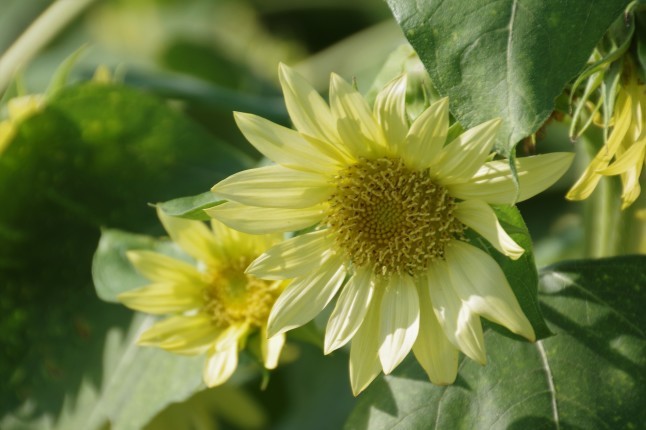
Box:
[246, 229, 334, 280]
[157, 206, 220, 266]
[446, 241, 535, 341]
[234, 111, 340, 173]
[349, 287, 383, 396]
[453, 200, 524, 260]
[619, 161, 643, 209]
[412, 275, 458, 385]
[324, 267, 374, 354]
[567, 90, 632, 201]
[126, 250, 205, 285]
[427, 260, 487, 364]
[117, 283, 203, 315]
[213, 323, 249, 352]
[402, 97, 449, 169]
[266, 253, 346, 337]
[432, 119, 501, 182]
[206, 201, 326, 234]
[212, 164, 333, 209]
[447, 152, 575, 205]
[330, 73, 385, 157]
[374, 74, 408, 153]
[203, 342, 238, 387]
[261, 326, 285, 369]
[378, 274, 420, 374]
[596, 136, 646, 176]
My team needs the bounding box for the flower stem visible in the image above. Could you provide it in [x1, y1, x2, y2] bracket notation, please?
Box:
[0, 0, 98, 95]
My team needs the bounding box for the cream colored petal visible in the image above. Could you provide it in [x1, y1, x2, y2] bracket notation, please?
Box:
[261, 327, 285, 369]
[278, 63, 340, 144]
[427, 260, 487, 364]
[213, 323, 249, 352]
[432, 119, 501, 182]
[267, 253, 346, 337]
[330, 73, 384, 157]
[446, 241, 535, 341]
[157, 206, 220, 266]
[234, 111, 339, 173]
[619, 162, 643, 209]
[454, 200, 524, 260]
[403, 97, 449, 169]
[246, 229, 333, 280]
[374, 74, 408, 153]
[203, 342, 238, 387]
[567, 90, 632, 201]
[212, 165, 332, 209]
[349, 287, 383, 396]
[206, 201, 326, 234]
[378, 275, 420, 374]
[412, 275, 458, 385]
[126, 250, 204, 284]
[447, 152, 575, 204]
[117, 283, 203, 315]
[324, 267, 374, 354]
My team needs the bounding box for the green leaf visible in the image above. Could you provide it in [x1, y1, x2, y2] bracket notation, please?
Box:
[0, 82, 249, 421]
[345, 255, 646, 429]
[386, 0, 631, 154]
[156, 191, 225, 221]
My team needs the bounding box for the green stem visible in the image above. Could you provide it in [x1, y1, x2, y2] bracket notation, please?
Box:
[0, 0, 98, 95]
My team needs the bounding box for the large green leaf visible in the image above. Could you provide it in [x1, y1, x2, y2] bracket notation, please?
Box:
[386, 0, 630, 154]
[345, 255, 646, 429]
[0, 82, 249, 422]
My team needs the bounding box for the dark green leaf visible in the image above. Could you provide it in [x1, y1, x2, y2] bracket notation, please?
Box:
[387, 0, 630, 154]
[156, 191, 224, 221]
[345, 255, 646, 429]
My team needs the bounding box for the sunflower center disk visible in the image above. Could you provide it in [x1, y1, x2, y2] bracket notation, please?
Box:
[326, 157, 464, 277]
[203, 259, 280, 329]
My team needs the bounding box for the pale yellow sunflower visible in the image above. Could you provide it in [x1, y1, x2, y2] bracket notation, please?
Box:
[118, 207, 286, 387]
[567, 66, 646, 209]
[209, 64, 574, 395]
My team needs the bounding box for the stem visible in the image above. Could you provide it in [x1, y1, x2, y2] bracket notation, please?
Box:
[0, 0, 98, 95]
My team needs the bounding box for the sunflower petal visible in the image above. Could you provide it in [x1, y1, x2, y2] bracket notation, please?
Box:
[278, 63, 339, 144]
[432, 118, 501, 182]
[234, 111, 339, 173]
[349, 288, 383, 396]
[212, 164, 332, 209]
[246, 230, 333, 280]
[206, 201, 326, 234]
[374, 74, 408, 152]
[126, 250, 204, 284]
[446, 241, 535, 341]
[427, 260, 486, 364]
[261, 327, 285, 369]
[454, 200, 524, 260]
[267, 253, 346, 337]
[324, 267, 374, 354]
[203, 343, 238, 387]
[447, 152, 574, 204]
[403, 97, 449, 169]
[378, 275, 420, 374]
[157, 207, 220, 265]
[117, 283, 203, 315]
[412, 276, 458, 385]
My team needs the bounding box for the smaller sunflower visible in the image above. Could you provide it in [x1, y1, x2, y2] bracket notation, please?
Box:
[118, 207, 286, 387]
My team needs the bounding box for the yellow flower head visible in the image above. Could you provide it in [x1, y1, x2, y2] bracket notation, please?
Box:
[567, 64, 646, 209]
[209, 64, 574, 395]
[118, 207, 286, 387]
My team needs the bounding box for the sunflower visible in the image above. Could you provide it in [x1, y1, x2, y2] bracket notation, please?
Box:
[209, 64, 573, 395]
[118, 207, 286, 387]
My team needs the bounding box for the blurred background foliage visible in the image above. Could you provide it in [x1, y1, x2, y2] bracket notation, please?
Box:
[0, 0, 637, 429]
